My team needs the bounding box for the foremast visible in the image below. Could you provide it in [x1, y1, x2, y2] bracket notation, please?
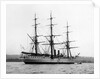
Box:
[33, 13, 40, 55]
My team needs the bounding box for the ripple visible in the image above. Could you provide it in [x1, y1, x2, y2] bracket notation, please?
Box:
[6, 62, 94, 74]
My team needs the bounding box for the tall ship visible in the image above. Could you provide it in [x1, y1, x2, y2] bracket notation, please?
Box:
[20, 13, 80, 64]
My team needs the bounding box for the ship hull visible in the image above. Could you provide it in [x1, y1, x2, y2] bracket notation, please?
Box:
[22, 56, 75, 64]
[24, 62, 74, 64]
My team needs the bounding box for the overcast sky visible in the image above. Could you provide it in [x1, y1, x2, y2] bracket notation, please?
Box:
[6, 3, 94, 57]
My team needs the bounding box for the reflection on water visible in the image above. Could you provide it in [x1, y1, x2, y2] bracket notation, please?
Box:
[6, 62, 94, 74]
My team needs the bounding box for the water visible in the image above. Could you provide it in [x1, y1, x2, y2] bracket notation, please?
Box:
[6, 62, 94, 74]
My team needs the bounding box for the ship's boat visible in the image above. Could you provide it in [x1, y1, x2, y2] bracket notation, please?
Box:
[20, 13, 80, 64]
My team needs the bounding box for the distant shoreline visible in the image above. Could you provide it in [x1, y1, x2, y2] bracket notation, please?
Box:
[6, 55, 94, 63]
[6, 59, 23, 62]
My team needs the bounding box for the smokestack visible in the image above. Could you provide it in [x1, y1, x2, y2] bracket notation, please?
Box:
[58, 50, 60, 56]
[54, 49, 56, 57]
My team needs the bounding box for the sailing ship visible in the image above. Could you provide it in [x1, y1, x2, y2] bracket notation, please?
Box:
[20, 13, 80, 64]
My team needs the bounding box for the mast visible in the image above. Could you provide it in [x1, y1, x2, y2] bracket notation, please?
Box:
[42, 12, 62, 58]
[34, 13, 39, 55]
[27, 14, 43, 54]
[66, 22, 70, 58]
[49, 12, 54, 59]
[65, 22, 78, 58]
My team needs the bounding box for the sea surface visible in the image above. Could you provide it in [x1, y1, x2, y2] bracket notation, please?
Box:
[6, 62, 94, 74]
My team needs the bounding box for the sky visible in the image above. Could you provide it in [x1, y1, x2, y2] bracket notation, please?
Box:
[6, 3, 94, 57]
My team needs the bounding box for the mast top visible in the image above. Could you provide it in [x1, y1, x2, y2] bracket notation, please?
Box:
[34, 13, 38, 21]
[50, 11, 53, 20]
[66, 21, 70, 28]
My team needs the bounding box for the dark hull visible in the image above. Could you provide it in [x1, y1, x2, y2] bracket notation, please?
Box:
[22, 56, 75, 64]
[24, 62, 74, 64]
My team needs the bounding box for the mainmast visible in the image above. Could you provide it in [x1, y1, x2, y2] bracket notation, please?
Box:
[49, 12, 54, 59]
[43, 12, 61, 59]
